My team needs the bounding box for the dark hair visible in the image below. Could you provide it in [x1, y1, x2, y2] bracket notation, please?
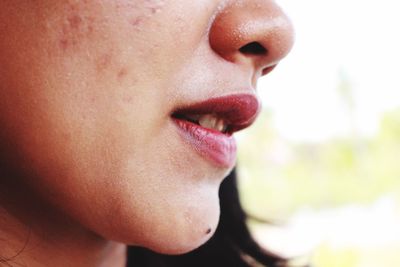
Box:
[126, 168, 288, 267]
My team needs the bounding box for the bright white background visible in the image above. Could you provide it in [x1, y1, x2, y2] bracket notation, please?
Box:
[260, 0, 400, 142]
[242, 1, 400, 266]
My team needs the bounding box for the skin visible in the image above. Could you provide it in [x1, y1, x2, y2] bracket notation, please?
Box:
[0, 0, 294, 266]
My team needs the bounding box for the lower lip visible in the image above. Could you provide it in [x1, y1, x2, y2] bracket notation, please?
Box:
[172, 119, 237, 168]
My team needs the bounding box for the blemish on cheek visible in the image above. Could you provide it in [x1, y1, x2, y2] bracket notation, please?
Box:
[146, 0, 166, 15]
[67, 2, 79, 12]
[123, 95, 133, 104]
[96, 53, 113, 72]
[127, 0, 165, 29]
[59, 39, 69, 51]
[117, 68, 129, 79]
[62, 133, 72, 142]
[149, 6, 161, 14]
[130, 17, 144, 27]
[206, 228, 212, 235]
[57, 3, 96, 52]
[87, 25, 94, 35]
[67, 14, 83, 30]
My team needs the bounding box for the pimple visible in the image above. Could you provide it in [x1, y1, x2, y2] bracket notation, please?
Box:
[62, 133, 72, 142]
[87, 25, 94, 34]
[57, 4, 96, 52]
[127, 0, 165, 28]
[59, 39, 69, 51]
[67, 14, 83, 29]
[96, 53, 113, 72]
[150, 7, 161, 14]
[67, 2, 79, 12]
[130, 17, 144, 27]
[145, 0, 166, 13]
[123, 95, 133, 104]
[146, 1, 165, 16]
[117, 68, 129, 79]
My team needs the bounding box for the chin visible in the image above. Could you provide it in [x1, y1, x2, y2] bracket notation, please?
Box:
[91, 179, 222, 256]
[109, 210, 219, 255]
[141, 196, 220, 255]
[146, 236, 212, 255]
[144, 210, 219, 256]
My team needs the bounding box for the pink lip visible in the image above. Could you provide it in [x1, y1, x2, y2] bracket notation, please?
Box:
[171, 94, 260, 168]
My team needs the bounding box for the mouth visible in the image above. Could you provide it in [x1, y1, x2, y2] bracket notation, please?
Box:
[171, 94, 260, 168]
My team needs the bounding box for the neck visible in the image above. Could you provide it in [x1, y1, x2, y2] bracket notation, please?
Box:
[0, 176, 127, 267]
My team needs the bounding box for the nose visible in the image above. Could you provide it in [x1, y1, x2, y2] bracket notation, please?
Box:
[209, 0, 294, 79]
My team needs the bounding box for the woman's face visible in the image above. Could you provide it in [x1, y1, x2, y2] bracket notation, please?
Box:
[0, 0, 293, 254]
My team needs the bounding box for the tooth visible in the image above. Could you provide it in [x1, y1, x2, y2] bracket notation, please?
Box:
[184, 114, 201, 123]
[216, 119, 226, 132]
[198, 115, 228, 132]
[199, 114, 218, 130]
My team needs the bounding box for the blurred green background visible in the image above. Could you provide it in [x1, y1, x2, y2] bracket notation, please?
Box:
[237, 0, 400, 266]
[238, 108, 400, 267]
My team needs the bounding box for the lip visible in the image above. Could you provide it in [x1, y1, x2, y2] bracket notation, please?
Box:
[171, 94, 260, 168]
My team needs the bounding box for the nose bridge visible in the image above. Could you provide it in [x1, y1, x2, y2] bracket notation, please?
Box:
[209, 0, 294, 75]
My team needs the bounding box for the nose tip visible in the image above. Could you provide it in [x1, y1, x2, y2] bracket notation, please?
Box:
[209, 0, 295, 78]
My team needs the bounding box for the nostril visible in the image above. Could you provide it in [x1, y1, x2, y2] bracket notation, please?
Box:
[239, 42, 267, 55]
[261, 65, 276, 76]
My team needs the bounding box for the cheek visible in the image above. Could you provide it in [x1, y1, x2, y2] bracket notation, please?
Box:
[0, 0, 227, 253]
[0, 61, 222, 254]
[79, 115, 226, 252]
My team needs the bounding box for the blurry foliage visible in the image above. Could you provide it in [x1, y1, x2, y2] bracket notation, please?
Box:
[312, 244, 359, 267]
[236, 69, 400, 267]
[237, 108, 400, 266]
[237, 108, 400, 219]
[312, 243, 400, 267]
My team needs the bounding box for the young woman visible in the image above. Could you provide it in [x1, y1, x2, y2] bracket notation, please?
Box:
[0, 1, 294, 266]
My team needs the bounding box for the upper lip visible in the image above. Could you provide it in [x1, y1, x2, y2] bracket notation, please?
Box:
[171, 93, 261, 134]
